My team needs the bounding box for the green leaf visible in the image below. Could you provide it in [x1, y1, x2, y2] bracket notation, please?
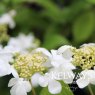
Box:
[73, 11, 95, 43]
[40, 82, 74, 95]
[42, 23, 70, 49]
[43, 33, 69, 49]
[86, 0, 95, 4]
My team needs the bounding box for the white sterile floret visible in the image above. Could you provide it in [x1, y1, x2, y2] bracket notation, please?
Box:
[38, 49, 75, 94]
[8, 78, 32, 95]
[8, 33, 39, 51]
[0, 10, 16, 29]
[0, 45, 20, 77]
[51, 50, 75, 69]
[0, 59, 11, 77]
[57, 45, 73, 60]
[76, 69, 95, 88]
[38, 72, 62, 94]
[49, 65, 75, 84]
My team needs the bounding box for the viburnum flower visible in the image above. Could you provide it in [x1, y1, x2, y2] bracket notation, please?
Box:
[0, 10, 16, 29]
[39, 72, 62, 94]
[76, 69, 95, 88]
[57, 45, 74, 60]
[8, 33, 40, 51]
[8, 48, 52, 95]
[57, 44, 95, 92]
[8, 78, 31, 95]
[0, 45, 20, 77]
[51, 49, 75, 69]
[38, 49, 75, 94]
[71, 43, 95, 88]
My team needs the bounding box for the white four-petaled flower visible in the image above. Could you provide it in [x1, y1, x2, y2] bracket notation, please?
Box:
[0, 10, 16, 29]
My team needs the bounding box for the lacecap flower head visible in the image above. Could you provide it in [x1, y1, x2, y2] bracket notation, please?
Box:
[8, 48, 52, 95]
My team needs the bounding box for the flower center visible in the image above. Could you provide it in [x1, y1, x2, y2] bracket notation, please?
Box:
[72, 46, 95, 70]
[13, 52, 48, 79]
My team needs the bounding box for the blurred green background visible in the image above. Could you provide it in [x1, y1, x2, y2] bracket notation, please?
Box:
[0, 0, 95, 95]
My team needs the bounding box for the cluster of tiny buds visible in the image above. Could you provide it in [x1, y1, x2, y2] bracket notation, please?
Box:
[0, 25, 9, 43]
[71, 46, 95, 70]
[13, 52, 48, 79]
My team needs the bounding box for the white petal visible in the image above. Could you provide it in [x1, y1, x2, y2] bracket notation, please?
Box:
[48, 80, 62, 94]
[4, 45, 20, 54]
[58, 45, 73, 60]
[62, 70, 75, 84]
[85, 70, 95, 85]
[0, 59, 11, 76]
[10, 84, 18, 95]
[76, 78, 89, 88]
[23, 81, 32, 92]
[0, 53, 13, 63]
[64, 62, 76, 70]
[35, 48, 52, 58]
[39, 75, 49, 87]
[10, 78, 31, 95]
[51, 50, 64, 67]
[8, 78, 18, 87]
[36, 48, 52, 67]
[31, 73, 41, 87]
[10, 84, 27, 95]
[11, 66, 19, 78]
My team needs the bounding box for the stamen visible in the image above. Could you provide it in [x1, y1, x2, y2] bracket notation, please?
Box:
[13, 52, 48, 79]
[71, 46, 95, 70]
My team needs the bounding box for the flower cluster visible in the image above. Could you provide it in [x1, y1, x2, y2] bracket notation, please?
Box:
[0, 10, 95, 95]
[1, 38, 95, 95]
[0, 34, 76, 95]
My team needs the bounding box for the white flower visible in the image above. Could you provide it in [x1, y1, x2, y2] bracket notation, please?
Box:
[7, 48, 52, 95]
[8, 33, 38, 51]
[8, 66, 31, 95]
[76, 69, 95, 88]
[50, 49, 75, 84]
[0, 45, 20, 77]
[0, 10, 16, 29]
[38, 50, 75, 94]
[8, 78, 32, 95]
[57, 45, 73, 60]
[51, 50, 75, 69]
[38, 72, 62, 94]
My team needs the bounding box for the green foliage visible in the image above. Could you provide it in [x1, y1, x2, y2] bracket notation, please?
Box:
[43, 33, 69, 49]
[86, 0, 95, 4]
[73, 11, 95, 43]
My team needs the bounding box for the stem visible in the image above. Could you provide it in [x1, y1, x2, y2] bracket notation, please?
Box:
[88, 85, 94, 95]
[30, 80, 36, 95]
[32, 87, 36, 95]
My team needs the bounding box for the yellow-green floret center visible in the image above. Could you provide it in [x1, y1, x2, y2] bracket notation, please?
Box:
[72, 46, 95, 70]
[14, 52, 48, 79]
